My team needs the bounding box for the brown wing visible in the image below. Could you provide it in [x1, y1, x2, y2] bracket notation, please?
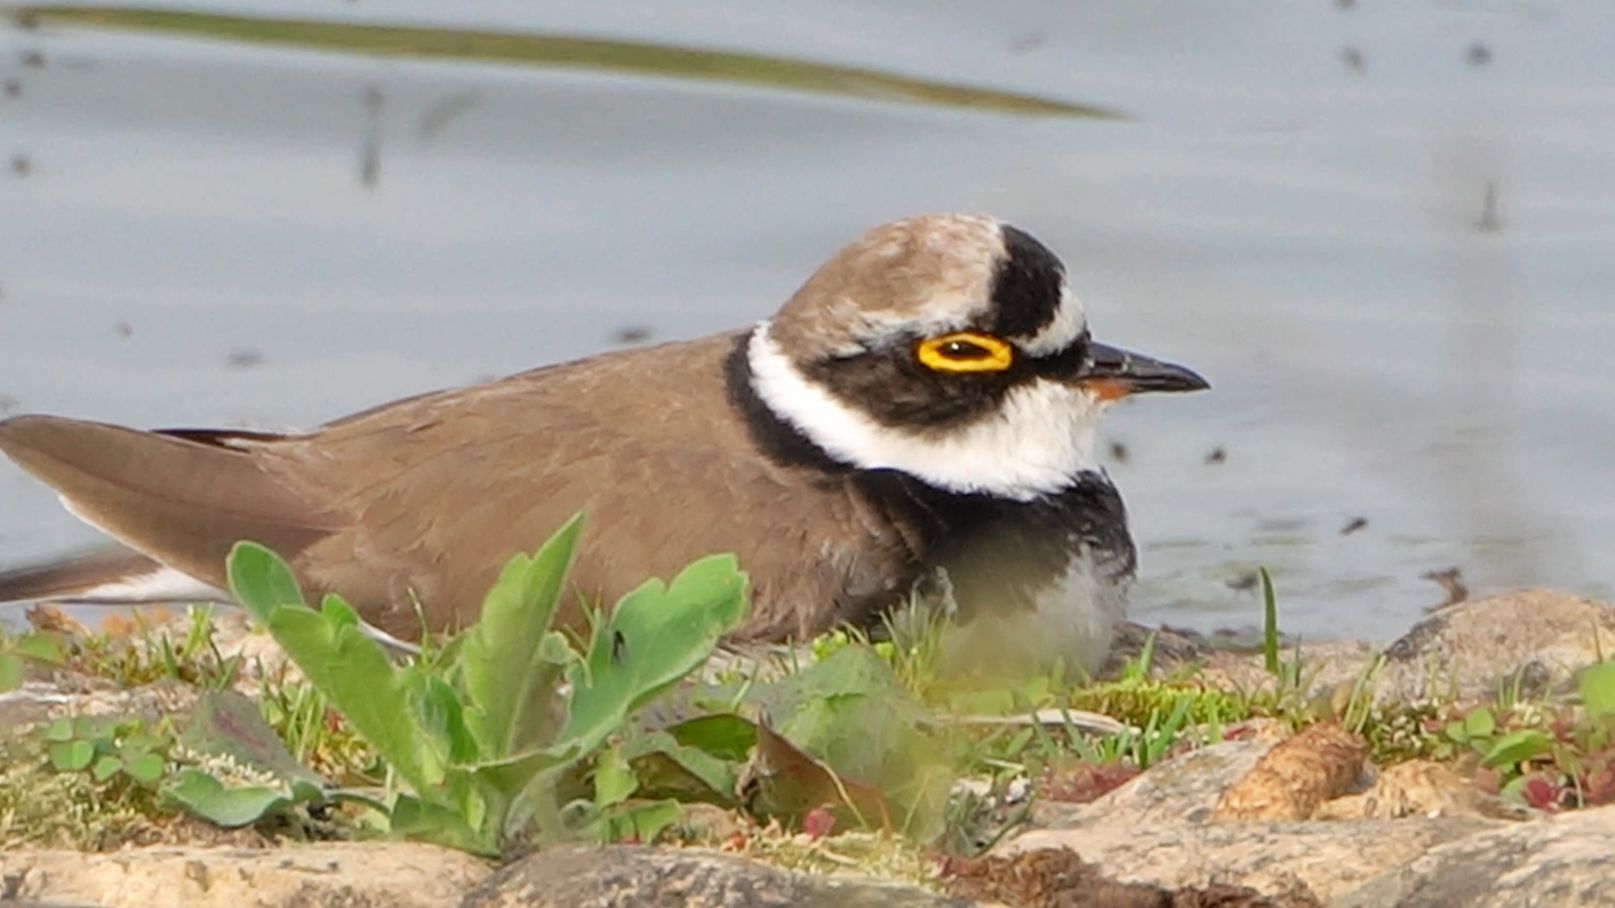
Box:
[1, 333, 923, 639]
[0, 415, 343, 586]
[246, 332, 921, 639]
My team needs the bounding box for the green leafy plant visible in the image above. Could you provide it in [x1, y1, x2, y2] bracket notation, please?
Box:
[171, 515, 748, 855]
[0, 629, 65, 692]
[748, 646, 951, 839]
[39, 715, 169, 786]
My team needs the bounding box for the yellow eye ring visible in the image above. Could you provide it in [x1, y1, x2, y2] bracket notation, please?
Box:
[915, 332, 1014, 373]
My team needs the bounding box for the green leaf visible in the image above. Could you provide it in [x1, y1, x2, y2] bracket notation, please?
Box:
[604, 800, 680, 844]
[228, 543, 446, 798]
[1260, 567, 1280, 675]
[559, 555, 747, 757]
[123, 752, 166, 785]
[49, 739, 96, 772]
[626, 730, 739, 805]
[593, 744, 637, 808]
[404, 668, 479, 766]
[91, 754, 123, 783]
[120, 731, 162, 758]
[665, 714, 757, 763]
[752, 647, 948, 839]
[13, 631, 65, 665]
[1463, 708, 1497, 739]
[1498, 773, 1530, 804]
[758, 646, 929, 728]
[390, 794, 494, 856]
[264, 595, 445, 795]
[181, 689, 324, 787]
[164, 769, 298, 827]
[0, 653, 21, 693]
[227, 541, 309, 623]
[467, 745, 574, 799]
[41, 717, 74, 743]
[462, 516, 583, 757]
[1580, 659, 1615, 719]
[1482, 729, 1553, 768]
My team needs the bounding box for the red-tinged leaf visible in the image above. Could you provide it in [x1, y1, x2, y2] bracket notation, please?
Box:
[1041, 761, 1139, 804]
[743, 720, 891, 831]
[1584, 764, 1615, 806]
[1522, 776, 1560, 812]
[802, 805, 836, 840]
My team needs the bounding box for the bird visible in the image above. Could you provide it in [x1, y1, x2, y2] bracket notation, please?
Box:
[0, 214, 1207, 673]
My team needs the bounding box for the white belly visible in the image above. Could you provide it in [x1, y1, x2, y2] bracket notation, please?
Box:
[939, 546, 1129, 677]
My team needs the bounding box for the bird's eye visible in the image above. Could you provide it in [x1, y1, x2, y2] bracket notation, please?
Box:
[916, 332, 1014, 373]
[940, 340, 991, 359]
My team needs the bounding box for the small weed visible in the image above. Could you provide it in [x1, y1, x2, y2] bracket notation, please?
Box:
[39, 714, 169, 785]
[256, 669, 379, 783]
[1351, 657, 1615, 811]
[5, 605, 246, 691]
[0, 733, 171, 849]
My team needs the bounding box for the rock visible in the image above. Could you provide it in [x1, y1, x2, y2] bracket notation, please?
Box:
[1030, 739, 1272, 829]
[1004, 817, 1494, 904]
[1102, 623, 1220, 677]
[0, 842, 490, 908]
[1313, 759, 1529, 821]
[1168, 641, 1379, 706]
[0, 608, 292, 736]
[1213, 724, 1367, 822]
[463, 845, 961, 908]
[0, 678, 199, 734]
[1165, 590, 1615, 707]
[1335, 804, 1615, 907]
[1015, 728, 1501, 902]
[1376, 589, 1615, 702]
[945, 848, 1320, 907]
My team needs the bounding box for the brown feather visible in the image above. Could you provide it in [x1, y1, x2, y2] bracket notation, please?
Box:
[0, 546, 164, 602]
[0, 415, 342, 588]
[0, 334, 920, 642]
[259, 332, 920, 639]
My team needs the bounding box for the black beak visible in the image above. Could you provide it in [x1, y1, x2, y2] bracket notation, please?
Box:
[1076, 341, 1209, 400]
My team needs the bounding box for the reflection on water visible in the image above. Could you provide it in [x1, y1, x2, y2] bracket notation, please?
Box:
[19, 6, 1114, 117]
[2, 0, 1613, 641]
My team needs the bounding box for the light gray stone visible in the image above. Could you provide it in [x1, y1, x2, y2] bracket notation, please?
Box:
[462, 845, 963, 908]
[1030, 738, 1274, 829]
[1006, 817, 1495, 904]
[0, 843, 490, 908]
[1335, 805, 1615, 908]
[1170, 590, 1615, 706]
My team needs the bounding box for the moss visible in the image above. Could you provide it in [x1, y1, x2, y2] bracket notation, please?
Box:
[737, 829, 941, 891]
[0, 734, 180, 850]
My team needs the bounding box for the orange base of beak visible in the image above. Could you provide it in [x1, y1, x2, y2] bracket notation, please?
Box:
[1083, 379, 1133, 402]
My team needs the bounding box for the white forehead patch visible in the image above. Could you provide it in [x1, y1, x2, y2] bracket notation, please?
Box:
[747, 324, 1104, 501]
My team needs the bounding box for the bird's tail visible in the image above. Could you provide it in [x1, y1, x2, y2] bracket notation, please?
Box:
[0, 546, 225, 605]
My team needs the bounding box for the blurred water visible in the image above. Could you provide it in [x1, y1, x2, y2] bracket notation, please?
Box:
[1, 0, 1612, 641]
